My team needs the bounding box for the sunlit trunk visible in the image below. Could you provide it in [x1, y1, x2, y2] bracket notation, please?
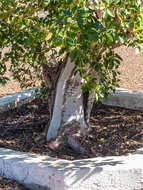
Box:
[42, 56, 95, 141]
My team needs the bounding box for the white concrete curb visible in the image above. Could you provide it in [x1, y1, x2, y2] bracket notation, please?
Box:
[0, 148, 143, 190]
[1, 87, 143, 113]
[0, 88, 40, 113]
[101, 88, 143, 111]
[0, 88, 143, 190]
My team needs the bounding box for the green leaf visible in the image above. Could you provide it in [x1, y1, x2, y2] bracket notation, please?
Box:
[70, 49, 80, 61]
[44, 0, 50, 5]
[105, 32, 113, 42]
[0, 77, 9, 85]
[107, 8, 115, 17]
[119, 35, 126, 44]
[114, 53, 123, 61]
[24, 37, 33, 47]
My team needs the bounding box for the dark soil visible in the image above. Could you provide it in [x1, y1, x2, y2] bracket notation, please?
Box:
[0, 178, 29, 190]
[0, 99, 143, 161]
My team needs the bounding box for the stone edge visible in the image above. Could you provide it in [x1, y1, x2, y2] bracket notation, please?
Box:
[0, 148, 143, 190]
[101, 88, 143, 111]
[1, 87, 143, 113]
[0, 88, 40, 113]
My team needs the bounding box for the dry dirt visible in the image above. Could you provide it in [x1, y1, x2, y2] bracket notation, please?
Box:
[117, 46, 143, 90]
[0, 98, 143, 160]
[0, 178, 29, 190]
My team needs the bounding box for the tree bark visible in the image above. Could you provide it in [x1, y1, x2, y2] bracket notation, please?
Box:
[42, 56, 95, 141]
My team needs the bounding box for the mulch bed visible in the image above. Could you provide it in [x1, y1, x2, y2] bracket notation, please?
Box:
[0, 178, 29, 190]
[0, 98, 143, 161]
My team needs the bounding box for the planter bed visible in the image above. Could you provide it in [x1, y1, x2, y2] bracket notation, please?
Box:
[0, 98, 143, 160]
[0, 88, 143, 190]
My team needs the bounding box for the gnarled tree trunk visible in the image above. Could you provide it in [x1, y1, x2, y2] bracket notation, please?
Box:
[42, 55, 95, 141]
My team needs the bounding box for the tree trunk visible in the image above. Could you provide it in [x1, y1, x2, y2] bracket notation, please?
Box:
[42, 56, 95, 141]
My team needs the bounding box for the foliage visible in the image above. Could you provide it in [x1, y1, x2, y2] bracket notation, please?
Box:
[0, 0, 143, 100]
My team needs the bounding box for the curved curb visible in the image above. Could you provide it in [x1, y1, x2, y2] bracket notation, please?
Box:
[101, 88, 143, 111]
[0, 88, 40, 113]
[1, 87, 143, 113]
[0, 148, 143, 190]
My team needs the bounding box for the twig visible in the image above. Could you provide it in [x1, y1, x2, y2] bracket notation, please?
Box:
[2, 118, 49, 133]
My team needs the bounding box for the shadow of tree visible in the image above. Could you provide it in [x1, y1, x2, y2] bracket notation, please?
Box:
[0, 148, 127, 189]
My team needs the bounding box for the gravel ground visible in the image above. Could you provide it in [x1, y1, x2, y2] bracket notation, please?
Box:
[117, 46, 143, 90]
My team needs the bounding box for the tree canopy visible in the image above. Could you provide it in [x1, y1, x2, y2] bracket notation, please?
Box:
[0, 0, 143, 99]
